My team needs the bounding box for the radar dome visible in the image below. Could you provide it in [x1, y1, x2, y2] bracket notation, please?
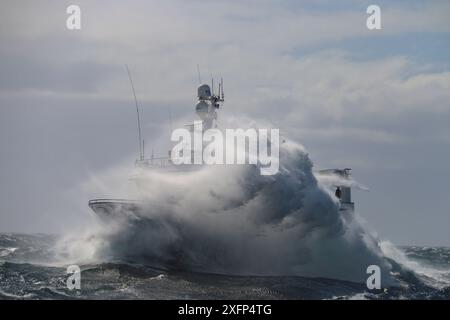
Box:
[198, 84, 211, 99]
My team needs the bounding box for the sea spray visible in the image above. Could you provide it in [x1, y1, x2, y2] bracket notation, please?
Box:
[57, 139, 397, 285]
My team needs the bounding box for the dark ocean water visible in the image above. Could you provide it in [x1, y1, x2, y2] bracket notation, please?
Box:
[0, 233, 449, 300]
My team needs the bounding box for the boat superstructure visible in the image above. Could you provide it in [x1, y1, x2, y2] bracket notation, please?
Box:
[316, 168, 355, 216]
[89, 77, 225, 220]
[88, 77, 355, 220]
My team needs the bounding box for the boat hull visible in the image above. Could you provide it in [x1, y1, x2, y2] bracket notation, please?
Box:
[88, 199, 144, 221]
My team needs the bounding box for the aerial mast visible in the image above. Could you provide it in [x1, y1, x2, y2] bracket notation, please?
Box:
[197, 64, 202, 84]
[125, 64, 144, 161]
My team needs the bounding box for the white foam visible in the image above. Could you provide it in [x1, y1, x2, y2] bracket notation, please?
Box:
[380, 240, 450, 288]
[56, 138, 402, 285]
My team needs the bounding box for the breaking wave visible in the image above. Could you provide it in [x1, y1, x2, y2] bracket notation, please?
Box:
[56, 139, 398, 285]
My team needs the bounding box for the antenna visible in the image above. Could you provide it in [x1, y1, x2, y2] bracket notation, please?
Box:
[125, 64, 144, 161]
[211, 75, 214, 95]
[197, 64, 202, 84]
[221, 77, 224, 100]
[168, 106, 173, 139]
[142, 139, 145, 159]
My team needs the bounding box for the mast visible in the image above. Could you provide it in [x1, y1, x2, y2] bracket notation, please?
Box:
[197, 64, 202, 84]
[195, 76, 224, 130]
[125, 64, 144, 161]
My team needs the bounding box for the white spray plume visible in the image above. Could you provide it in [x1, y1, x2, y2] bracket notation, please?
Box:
[55, 128, 398, 285]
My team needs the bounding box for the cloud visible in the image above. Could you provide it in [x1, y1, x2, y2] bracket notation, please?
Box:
[2, 0, 449, 100]
[0, 0, 450, 245]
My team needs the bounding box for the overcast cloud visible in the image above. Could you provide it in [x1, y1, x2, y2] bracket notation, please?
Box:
[0, 0, 449, 245]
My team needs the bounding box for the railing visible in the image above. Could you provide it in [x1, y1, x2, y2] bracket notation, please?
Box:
[88, 199, 141, 205]
[339, 201, 354, 212]
[135, 157, 172, 168]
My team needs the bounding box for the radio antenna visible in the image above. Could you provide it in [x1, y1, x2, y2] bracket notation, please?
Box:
[168, 106, 173, 137]
[197, 64, 202, 84]
[125, 64, 143, 161]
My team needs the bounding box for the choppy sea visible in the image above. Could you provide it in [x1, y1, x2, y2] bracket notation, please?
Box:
[1, 233, 449, 300]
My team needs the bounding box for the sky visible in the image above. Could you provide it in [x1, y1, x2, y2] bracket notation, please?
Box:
[0, 0, 449, 246]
